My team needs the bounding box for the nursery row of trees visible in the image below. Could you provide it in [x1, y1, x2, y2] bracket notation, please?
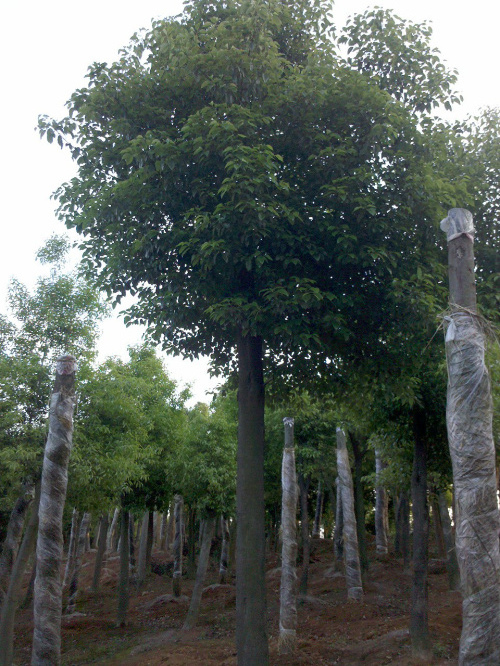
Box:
[1, 0, 499, 664]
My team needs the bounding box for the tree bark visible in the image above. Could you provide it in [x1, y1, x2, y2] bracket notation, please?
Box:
[219, 517, 230, 584]
[298, 474, 310, 595]
[336, 428, 363, 600]
[431, 492, 446, 559]
[278, 417, 298, 655]
[349, 432, 369, 572]
[62, 508, 79, 589]
[116, 509, 130, 627]
[441, 208, 500, 664]
[136, 511, 149, 587]
[107, 508, 119, 553]
[235, 331, 268, 666]
[172, 495, 183, 597]
[0, 482, 40, 666]
[410, 407, 430, 658]
[66, 512, 91, 614]
[0, 480, 34, 603]
[182, 512, 216, 631]
[91, 513, 109, 592]
[312, 481, 323, 539]
[146, 511, 154, 569]
[31, 355, 77, 666]
[437, 491, 461, 592]
[334, 476, 344, 569]
[375, 451, 389, 556]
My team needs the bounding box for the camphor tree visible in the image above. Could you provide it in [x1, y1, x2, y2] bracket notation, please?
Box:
[40, 2, 467, 661]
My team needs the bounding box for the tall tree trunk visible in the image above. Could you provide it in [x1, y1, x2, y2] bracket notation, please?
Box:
[401, 491, 411, 571]
[159, 510, 168, 551]
[219, 517, 230, 584]
[91, 513, 109, 592]
[375, 450, 389, 556]
[441, 208, 500, 663]
[66, 512, 91, 614]
[0, 482, 40, 666]
[298, 474, 310, 595]
[410, 407, 430, 657]
[31, 355, 77, 666]
[172, 495, 183, 597]
[278, 417, 298, 655]
[128, 514, 136, 582]
[235, 331, 268, 666]
[186, 507, 197, 580]
[146, 511, 154, 569]
[349, 432, 369, 572]
[136, 511, 149, 587]
[0, 480, 34, 602]
[333, 476, 343, 569]
[116, 509, 130, 627]
[312, 481, 323, 539]
[431, 492, 446, 559]
[437, 491, 461, 592]
[62, 508, 79, 589]
[22, 559, 36, 610]
[182, 512, 216, 631]
[336, 428, 363, 600]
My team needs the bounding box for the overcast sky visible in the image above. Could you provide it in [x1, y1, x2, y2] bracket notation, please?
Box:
[1, 0, 498, 402]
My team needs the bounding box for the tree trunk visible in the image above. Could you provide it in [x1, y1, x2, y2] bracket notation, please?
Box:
[62, 508, 79, 589]
[116, 509, 130, 627]
[235, 331, 268, 666]
[146, 511, 154, 569]
[159, 510, 168, 551]
[278, 417, 298, 655]
[66, 512, 91, 614]
[441, 208, 500, 663]
[22, 559, 37, 610]
[375, 450, 389, 556]
[336, 428, 363, 600]
[91, 513, 109, 592]
[349, 432, 369, 572]
[136, 511, 149, 587]
[298, 474, 310, 595]
[31, 355, 77, 666]
[437, 491, 461, 592]
[0, 480, 34, 603]
[431, 492, 446, 559]
[172, 495, 183, 597]
[312, 481, 323, 539]
[182, 512, 216, 631]
[401, 491, 410, 571]
[333, 476, 344, 569]
[107, 508, 119, 553]
[410, 407, 430, 658]
[219, 517, 230, 584]
[0, 482, 40, 666]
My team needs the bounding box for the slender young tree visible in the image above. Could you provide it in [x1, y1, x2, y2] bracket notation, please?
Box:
[375, 451, 389, 556]
[333, 476, 344, 570]
[182, 512, 216, 631]
[31, 355, 77, 666]
[172, 495, 184, 598]
[116, 509, 130, 627]
[91, 513, 109, 592]
[66, 512, 91, 614]
[219, 517, 230, 584]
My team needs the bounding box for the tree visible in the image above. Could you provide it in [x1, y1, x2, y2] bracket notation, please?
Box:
[40, 2, 468, 661]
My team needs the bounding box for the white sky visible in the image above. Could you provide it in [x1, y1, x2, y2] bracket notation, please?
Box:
[0, 0, 498, 402]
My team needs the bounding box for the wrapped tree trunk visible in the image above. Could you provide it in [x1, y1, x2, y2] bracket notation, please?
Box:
[219, 517, 230, 584]
[336, 428, 363, 600]
[91, 513, 109, 592]
[437, 491, 461, 591]
[0, 482, 40, 666]
[311, 481, 323, 539]
[0, 480, 34, 602]
[441, 208, 500, 663]
[298, 474, 310, 595]
[116, 509, 130, 627]
[278, 417, 298, 655]
[136, 511, 149, 587]
[62, 508, 79, 589]
[172, 495, 184, 597]
[375, 451, 389, 556]
[31, 355, 77, 666]
[106, 508, 119, 553]
[333, 476, 343, 569]
[66, 512, 91, 614]
[182, 512, 216, 631]
[410, 407, 430, 657]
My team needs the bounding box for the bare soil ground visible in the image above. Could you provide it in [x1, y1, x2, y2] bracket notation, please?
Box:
[13, 536, 461, 664]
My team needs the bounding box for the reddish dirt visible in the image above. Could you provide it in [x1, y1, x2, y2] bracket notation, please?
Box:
[13, 537, 461, 664]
